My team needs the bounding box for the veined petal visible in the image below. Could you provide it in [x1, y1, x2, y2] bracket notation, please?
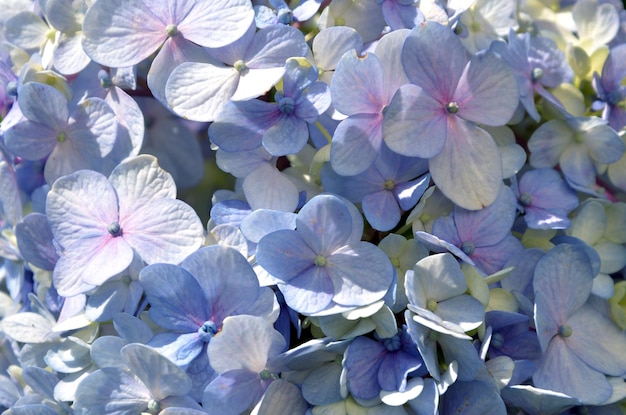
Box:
[46, 169, 118, 247]
[74, 368, 151, 414]
[121, 343, 192, 400]
[208, 315, 285, 373]
[256, 229, 316, 281]
[453, 51, 519, 126]
[383, 84, 447, 159]
[244, 25, 308, 68]
[18, 82, 68, 129]
[362, 190, 401, 232]
[165, 62, 239, 122]
[296, 194, 354, 254]
[148, 36, 214, 106]
[528, 120, 573, 168]
[330, 50, 386, 115]
[330, 113, 383, 176]
[429, 118, 502, 210]
[82, 0, 167, 67]
[279, 267, 334, 315]
[110, 155, 177, 219]
[533, 244, 594, 347]
[242, 163, 299, 212]
[328, 242, 394, 306]
[139, 263, 208, 332]
[532, 337, 612, 405]
[4, 121, 57, 160]
[121, 198, 204, 265]
[176, 0, 253, 48]
[262, 115, 309, 156]
[566, 304, 626, 376]
[401, 21, 467, 102]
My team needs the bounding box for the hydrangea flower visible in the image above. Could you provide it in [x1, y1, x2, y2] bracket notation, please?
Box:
[81, 0, 254, 104]
[255, 194, 395, 316]
[383, 21, 519, 209]
[3, 81, 118, 183]
[532, 243, 626, 405]
[45, 155, 204, 297]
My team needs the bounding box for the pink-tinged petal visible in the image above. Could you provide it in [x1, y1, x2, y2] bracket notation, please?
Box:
[383, 84, 447, 159]
[453, 51, 519, 126]
[533, 244, 593, 335]
[165, 62, 239, 122]
[76, 236, 135, 286]
[110, 155, 176, 219]
[454, 186, 517, 246]
[330, 113, 383, 176]
[4, 121, 57, 160]
[533, 337, 612, 405]
[566, 304, 626, 376]
[82, 0, 167, 67]
[53, 236, 133, 297]
[18, 82, 68, 129]
[122, 199, 204, 265]
[429, 119, 502, 210]
[330, 50, 386, 115]
[401, 21, 467, 102]
[528, 120, 573, 168]
[46, 170, 118, 248]
[176, 0, 253, 48]
[148, 36, 214, 106]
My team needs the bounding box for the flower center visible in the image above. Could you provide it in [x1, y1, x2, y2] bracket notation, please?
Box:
[384, 180, 395, 190]
[198, 320, 218, 342]
[259, 368, 279, 381]
[56, 132, 67, 143]
[382, 333, 402, 352]
[165, 24, 178, 37]
[335, 17, 345, 26]
[98, 70, 112, 88]
[146, 399, 160, 414]
[446, 101, 459, 114]
[491, 332, 504, 349]
[426, 298, 438, 312]
[531, 67, 543, 82]
[461, 241, 475, 255]
[558, 324, 572, 337]
[107, 221, 122, 237]
[278, 95, 295, 114]
[519, 192, 532, 207]
[314, 255, 326, 267]
[234, 60, 249, 75]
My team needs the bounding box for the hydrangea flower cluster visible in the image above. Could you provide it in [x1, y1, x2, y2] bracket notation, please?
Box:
[1, 0, 626, 414]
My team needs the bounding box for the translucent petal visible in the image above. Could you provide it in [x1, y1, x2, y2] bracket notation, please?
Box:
[401, 21, 466, 102]
[256, 229, 316, 281]
[15, 213, 58, 270]
[18, 82, 68, 129]
[74, 368, 151, 414]
[4, 11, 48, 50]
[165, 62, 239, 122]
[121, 198, 203, 265]
[330, 50, 386, 115]
[81, 0, 166, 67]
[242, 163, 299, 212]
[383, 84, 447, 159]
[122, 343, 192, 400]
[54, 34, 91, 75]
[262, 115, 309, 156]
[330, 113, 383, 176]
[312, 26, 363, 71]
[362, 190, 401, 232]
[207, 315, 285, 373]
[453, 51, 519, 126]
[110, 154, 176, 218]
[3, 120, 57, 161]
[429, 118, 502, 210]
[254, 379, 308, 415]
[202, 369, 264, 415]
